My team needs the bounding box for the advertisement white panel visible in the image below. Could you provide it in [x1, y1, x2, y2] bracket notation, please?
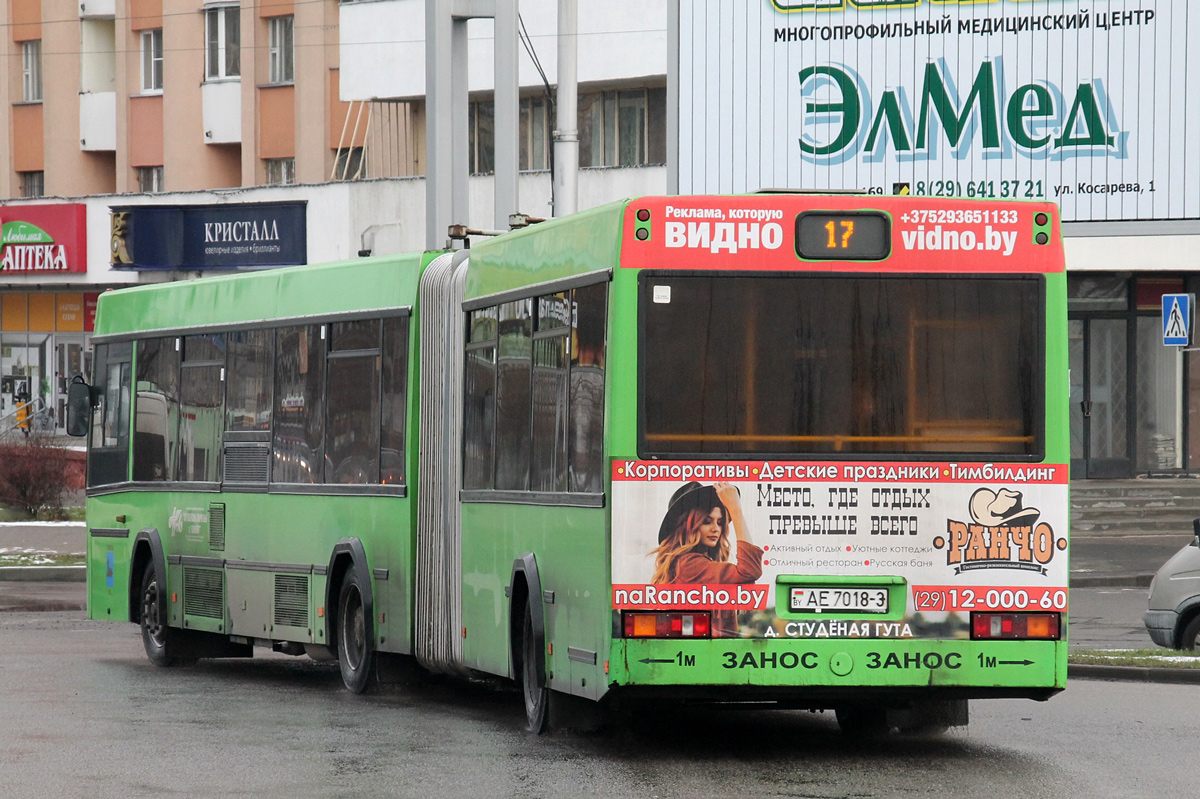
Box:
[613, 460, 1069, 640]
[676, 1, 1200, 223]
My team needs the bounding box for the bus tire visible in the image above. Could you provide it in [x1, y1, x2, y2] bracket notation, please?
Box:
[521, 601, 549, 734]
[139, 565, 183, 667]
[1180, 614, 1200, 650]
[336, 567, 374, 694]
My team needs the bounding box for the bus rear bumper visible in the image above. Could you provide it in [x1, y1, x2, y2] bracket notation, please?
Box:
[601, 682, 1062, 708]
[607, 638, 1066, 704]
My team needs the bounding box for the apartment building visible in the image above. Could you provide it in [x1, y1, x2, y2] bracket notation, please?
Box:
[0, 0, 670, 436]
[1, 0, 365, 196]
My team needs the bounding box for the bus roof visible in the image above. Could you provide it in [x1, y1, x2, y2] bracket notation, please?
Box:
[465, 200, 628, 302]
[93, 250, 436, 338]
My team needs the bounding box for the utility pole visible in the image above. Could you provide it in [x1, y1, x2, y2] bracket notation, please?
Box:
[552, 0, 578, 218]
[426, 0, 520, 249]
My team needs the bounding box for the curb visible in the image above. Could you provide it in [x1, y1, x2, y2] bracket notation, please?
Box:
[0, 600, 87, 613]
[0, 566, 85, 582]
[1069, 663, 1200, 685]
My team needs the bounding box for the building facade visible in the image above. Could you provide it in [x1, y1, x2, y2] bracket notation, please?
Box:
[8, 0, 1194, 481]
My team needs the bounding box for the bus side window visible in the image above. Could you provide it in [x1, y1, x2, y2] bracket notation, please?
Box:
[531, 293, 570, 493]
[569, 282, 607, 494]
[226, 329, 273, 433]
[87, 342, 133, 487]
[326, 319, 380, 484]
[464, 307, 498, 491]
[495, 299, 533, 491]
[380, 316, 409, 485]
[273, 325, 326, 484]
[133, 338, 179, 482]
[178, 334, 225, 483]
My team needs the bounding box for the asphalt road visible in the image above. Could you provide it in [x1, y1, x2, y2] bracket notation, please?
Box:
[0, 611, 1196, 799]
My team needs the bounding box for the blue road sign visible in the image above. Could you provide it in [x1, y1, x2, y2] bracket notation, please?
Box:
[1163, 293, 1193, 346]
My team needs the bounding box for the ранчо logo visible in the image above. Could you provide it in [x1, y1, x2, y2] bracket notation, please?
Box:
[933, 487, 1066, 574]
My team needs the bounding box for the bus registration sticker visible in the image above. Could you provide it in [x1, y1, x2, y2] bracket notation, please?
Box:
[790, 587, 888, 614]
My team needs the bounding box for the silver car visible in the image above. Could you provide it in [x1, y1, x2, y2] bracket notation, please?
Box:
[1145, 522, 1200, 650]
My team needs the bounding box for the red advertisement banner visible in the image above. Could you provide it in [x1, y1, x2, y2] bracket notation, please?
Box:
[620, 196, 1064, 274]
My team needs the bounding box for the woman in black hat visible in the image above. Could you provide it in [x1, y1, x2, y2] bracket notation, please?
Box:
[650, 481, 762, 636]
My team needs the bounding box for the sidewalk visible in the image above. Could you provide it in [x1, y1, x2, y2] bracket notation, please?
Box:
[0, 521, 87, 611]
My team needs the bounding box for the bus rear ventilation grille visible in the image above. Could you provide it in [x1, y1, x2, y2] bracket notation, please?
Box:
[183, 568, 225, 619]
[209, 503, 225, 551]
[223, 443, 270, 484]
[274, 574, 309, 628]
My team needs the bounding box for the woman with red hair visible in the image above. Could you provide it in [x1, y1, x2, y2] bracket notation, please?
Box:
[650, 481, 762, 636]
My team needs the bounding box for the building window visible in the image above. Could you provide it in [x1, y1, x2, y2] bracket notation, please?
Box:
[469, 95, 552, 174]
[141, 30, 163, 93]
[579, 87, 666, 167]
[468, 100, 494, 175]
[21, 40, 42, 102]
[19, 172, 44, 198]
[268, 16, 294, 84]
[334, 147, 364, 180]
[265, 157, 295, 186]
[469, 88, 665, 173]
[205, 5, 241, 80]
[520, 95, 551, 171]
[137, 166, 164, 193]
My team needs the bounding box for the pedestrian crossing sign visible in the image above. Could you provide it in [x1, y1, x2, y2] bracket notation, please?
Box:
[1163, 293, 1193, 346]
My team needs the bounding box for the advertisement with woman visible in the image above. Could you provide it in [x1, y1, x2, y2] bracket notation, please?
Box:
[611, 460, 1069, 641]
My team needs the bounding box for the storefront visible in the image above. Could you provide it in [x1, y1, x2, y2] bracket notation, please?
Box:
[1069, 274, 1200, 479]
[0, 203, 99, 435]
[0, 291, 97, 434]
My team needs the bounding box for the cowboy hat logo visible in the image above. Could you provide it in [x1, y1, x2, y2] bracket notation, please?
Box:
[934, 487, 1066, 574]
[968, 488, 1040, 528]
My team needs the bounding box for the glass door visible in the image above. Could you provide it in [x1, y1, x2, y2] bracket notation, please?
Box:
[54, 335, 88, 435]
[1070, 318, 1131, 478]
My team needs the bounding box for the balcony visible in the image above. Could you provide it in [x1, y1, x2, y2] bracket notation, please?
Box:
[202, 80, 241, 144]
[79, 0, 115, 18]
[79, 92, 116, 151]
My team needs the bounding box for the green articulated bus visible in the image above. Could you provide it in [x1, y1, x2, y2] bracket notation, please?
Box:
[72, 192, 1068, 734]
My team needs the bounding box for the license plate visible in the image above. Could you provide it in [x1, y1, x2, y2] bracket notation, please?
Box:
[789, 587, 889, 613]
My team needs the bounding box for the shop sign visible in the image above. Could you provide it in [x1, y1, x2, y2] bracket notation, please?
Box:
[676, 1, 1199, 224]
[0, 204, 88, 274]
[109, 202, 307, 270]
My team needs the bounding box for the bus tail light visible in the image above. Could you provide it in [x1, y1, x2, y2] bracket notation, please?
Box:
[971, 612, 1060, 640]
[623, 612, 711, 638]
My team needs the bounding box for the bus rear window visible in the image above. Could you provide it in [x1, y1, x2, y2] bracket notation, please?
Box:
[640, 275, 1042, 458]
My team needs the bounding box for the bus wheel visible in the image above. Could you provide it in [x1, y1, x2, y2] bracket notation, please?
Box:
[337, 568, 374, 694]
[521, 602, 549, 734]
[139, 566, 178, 667]
[835, 705, 889, 737]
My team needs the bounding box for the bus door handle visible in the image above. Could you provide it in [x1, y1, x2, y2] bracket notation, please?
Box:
[1081, 401, 1092, 418]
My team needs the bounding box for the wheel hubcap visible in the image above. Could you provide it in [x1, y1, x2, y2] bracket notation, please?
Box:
[343, 587, 365, 670]
[142, 578, 165, 646]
